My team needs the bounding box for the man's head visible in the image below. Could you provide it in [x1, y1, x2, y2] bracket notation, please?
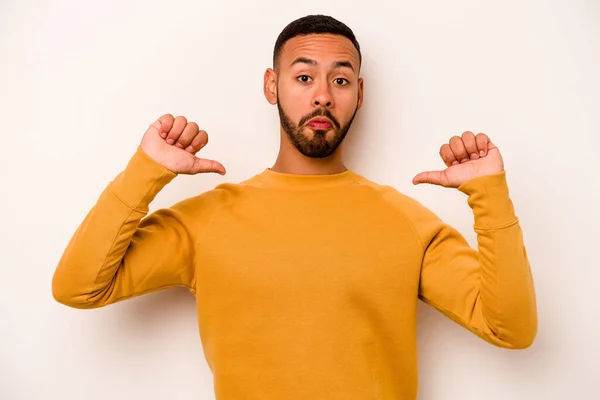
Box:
[264, 15, 364, 159]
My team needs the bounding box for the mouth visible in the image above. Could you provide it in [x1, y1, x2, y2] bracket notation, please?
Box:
[306, 118, 332, 129]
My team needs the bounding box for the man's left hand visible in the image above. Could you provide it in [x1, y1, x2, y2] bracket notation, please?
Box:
[412, 131, 504, 188]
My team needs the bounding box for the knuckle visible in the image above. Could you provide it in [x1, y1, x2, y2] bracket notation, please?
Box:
[450, 136, 461, 144]
[198, 130, 208, 143]
[161, 113, 174, 121]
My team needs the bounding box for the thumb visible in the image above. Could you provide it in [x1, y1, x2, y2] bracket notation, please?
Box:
[412, 170, 444, 186]
[189, 156, 227, 175]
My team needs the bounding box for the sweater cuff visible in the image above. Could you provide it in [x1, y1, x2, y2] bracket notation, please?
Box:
[457, 171, 517, 228]
[108, 146, 178, 211]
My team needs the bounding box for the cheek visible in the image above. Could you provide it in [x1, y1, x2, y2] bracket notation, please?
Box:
[279, 90, 311, 120]
[335, 91, 359, 117]
[286, 87, 313, 107]
[280, 97, 301, 116]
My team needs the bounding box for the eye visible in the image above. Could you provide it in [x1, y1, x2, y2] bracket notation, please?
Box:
[297, 75, 312, 83]
[334, 78, 349, 86]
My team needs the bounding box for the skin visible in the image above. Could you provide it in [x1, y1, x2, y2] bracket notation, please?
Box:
[413, 131, 505, 188]
[140, 34, 504, 187]
[263, 33, 364, 175]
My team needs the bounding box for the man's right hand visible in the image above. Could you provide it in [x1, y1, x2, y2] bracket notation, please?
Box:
[140, 114, 226, 175]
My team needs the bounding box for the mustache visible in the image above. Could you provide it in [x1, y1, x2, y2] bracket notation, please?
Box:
[298, 108, 340, 130]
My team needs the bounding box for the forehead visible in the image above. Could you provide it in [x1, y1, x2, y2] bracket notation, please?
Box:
[279, 34, 359, 70]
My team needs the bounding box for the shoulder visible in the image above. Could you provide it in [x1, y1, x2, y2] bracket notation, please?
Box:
[355, 175, 437, 218]
[354, 175, 445, 240]
[169, 167, 270, 213]
[167, 179, 247, 222]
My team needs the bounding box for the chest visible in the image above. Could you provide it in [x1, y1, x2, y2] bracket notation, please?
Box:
[193, 203, 423, 308]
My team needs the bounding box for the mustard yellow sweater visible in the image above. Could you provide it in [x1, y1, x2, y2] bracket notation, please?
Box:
[52, 146, 537, 399]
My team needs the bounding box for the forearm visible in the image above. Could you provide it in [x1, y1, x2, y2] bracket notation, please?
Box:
[52, 147, 177, 308]
[459, 172, 538, 348]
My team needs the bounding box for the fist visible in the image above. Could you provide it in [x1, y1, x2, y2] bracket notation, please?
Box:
[140, 114, 226, 175]
[412, 131, 504, 188]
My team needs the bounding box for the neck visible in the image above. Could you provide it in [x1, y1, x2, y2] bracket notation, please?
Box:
[270, 129, 347, 175]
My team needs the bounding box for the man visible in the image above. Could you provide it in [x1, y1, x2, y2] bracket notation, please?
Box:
[52, 14, 537, 400]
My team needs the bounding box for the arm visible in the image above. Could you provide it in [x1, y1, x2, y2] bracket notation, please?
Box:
[53, 113, 226, 309]
[52, 146, 196, 309]
[416, 171, 538, 349]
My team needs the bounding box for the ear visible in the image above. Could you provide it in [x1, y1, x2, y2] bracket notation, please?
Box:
[264, 68, 277, 105]
[357, 77, 364, 110]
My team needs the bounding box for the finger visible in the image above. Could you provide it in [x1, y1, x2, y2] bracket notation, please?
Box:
[413, 170, 447, 186]
[175, 122, 199, 149]
[190, 157, 226, 175]
[476, 132, 490, 156]
[186, 130, 209, 154]
[165, 115, 187, 145]
[461, 131, 479, 160]
[449, 135, 469, 164]
[439, 144, 457, 167]
[157, 114, 175, 138]
[148, 114, 174, 137]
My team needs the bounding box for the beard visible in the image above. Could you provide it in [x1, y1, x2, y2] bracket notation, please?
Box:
[277, 95, 359, 159]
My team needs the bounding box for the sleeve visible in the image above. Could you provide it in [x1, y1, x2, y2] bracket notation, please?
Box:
[52, 146, 198, 309]
[415, 171, 538, 349]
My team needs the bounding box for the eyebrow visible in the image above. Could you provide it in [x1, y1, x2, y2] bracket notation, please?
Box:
[290, 57, 355, 72]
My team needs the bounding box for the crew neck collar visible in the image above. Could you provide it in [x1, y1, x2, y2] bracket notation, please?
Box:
[257, 167, 359, 189]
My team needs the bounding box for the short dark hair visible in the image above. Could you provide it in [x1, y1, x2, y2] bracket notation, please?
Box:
[273, 15, 362, 71]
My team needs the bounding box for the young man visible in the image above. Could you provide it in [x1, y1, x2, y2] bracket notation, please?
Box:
[52, 14, 537, 400]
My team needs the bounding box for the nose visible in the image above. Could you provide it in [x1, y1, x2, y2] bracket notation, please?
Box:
[312, 80, 334, 108]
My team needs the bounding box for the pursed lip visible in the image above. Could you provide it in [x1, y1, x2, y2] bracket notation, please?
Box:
[307, 117, 333, 126]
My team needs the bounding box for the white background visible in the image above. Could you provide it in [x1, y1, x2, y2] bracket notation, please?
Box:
[1, 0, 599, 399]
